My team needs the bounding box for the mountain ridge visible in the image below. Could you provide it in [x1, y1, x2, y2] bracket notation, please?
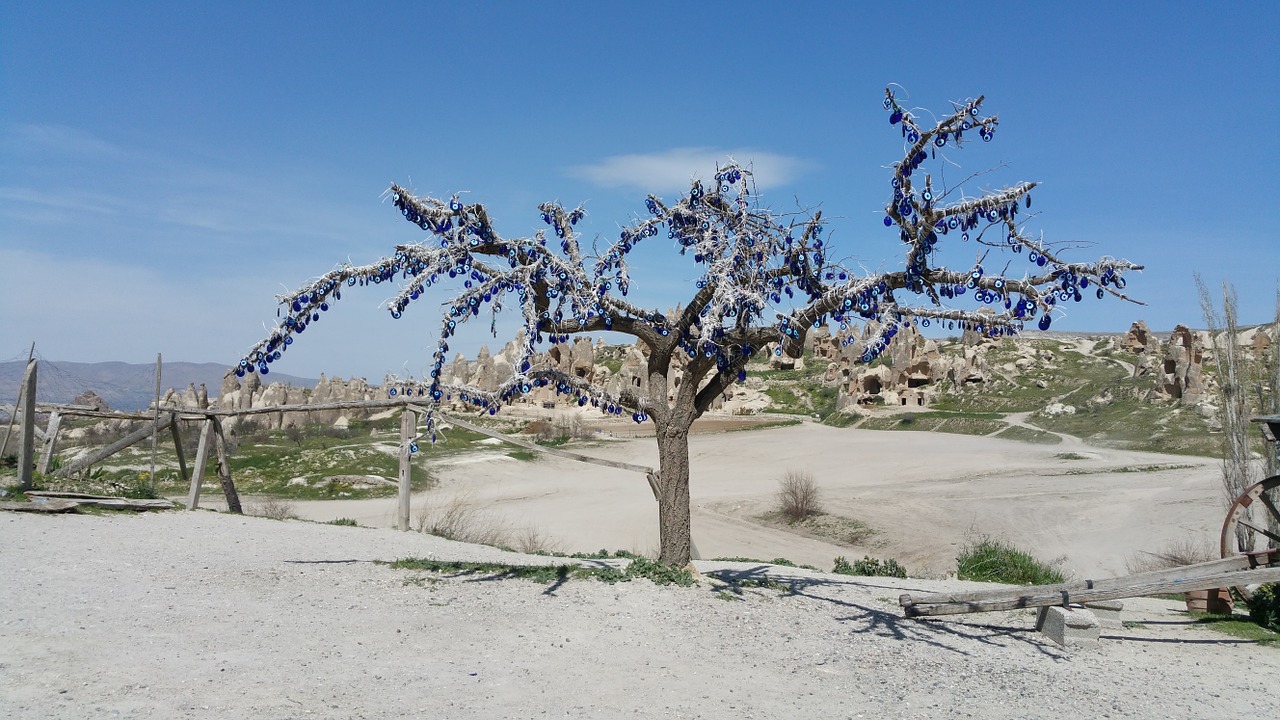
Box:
[0, 360, 319, 411]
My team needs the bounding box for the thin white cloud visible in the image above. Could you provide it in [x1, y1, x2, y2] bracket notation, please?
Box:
[3, 123, 127, 159]
[568, 147, 812, 194]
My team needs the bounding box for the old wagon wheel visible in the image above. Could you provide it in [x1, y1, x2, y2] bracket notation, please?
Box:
[1220, 474, 1280, 601]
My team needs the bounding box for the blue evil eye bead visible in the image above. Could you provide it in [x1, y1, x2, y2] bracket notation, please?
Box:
[1079, 277, 1089, 288]
[449, 198, 463, 212]
[1038, 314, 1052, 331]
[883, 97, 893, 110]
[889, 110, 902, 124]
[993, 278, 1005, 290]
[1036, 255, 1048, 267]
[884, 216, 893, 227]
[922, 189, 933, 202]
[409, 442, 419, 453]
[258, 364, 269, 375]
[389, 388, 397, 396]
[235, 368, 245, 378]
[1028, 251, 1038, 263]
[934, 134, 947, 147]
[921, 318, 930, 327]
[1096, 287, 1105, 299]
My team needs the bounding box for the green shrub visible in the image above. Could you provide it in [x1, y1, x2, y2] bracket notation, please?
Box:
[623, 556, 696, 586]
[122, 475, 161, 499]
[1246, 583, 1280, 633]
[833, 555, 907, 578]
[956, 535, 1067, 585]
[325, 517, 359, 527]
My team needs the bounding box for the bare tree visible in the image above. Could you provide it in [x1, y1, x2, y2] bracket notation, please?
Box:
[239, 89, 1141, 566]
[1197, 277, 1256, 520]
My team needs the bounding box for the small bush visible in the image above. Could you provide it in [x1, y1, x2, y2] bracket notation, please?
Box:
[325, 517, 359, 527]
[254, 499, 299, 521]
[956, 535, 1067, 585]
[414, 493, 512, 548]
[776, 470, 823, 523]
[1246, 583, 1280, 633]
[833, 555, 907, 578]
[1124, 537, 1216, 575]
[514, 525, 563, 554]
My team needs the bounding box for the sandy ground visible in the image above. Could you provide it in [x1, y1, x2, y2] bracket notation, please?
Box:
[2, 511, 1277, 719]
[209, 423, 1223, 579]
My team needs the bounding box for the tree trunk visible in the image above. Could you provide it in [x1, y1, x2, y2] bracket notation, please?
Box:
[654, 422, 692, 566]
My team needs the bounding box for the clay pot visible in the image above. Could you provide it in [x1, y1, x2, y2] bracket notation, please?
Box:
[1185, 588, 1234, 614]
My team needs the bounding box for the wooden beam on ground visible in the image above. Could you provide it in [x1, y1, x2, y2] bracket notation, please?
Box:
[17, 360, 36, 490]
[398, 408, 414, 532]
[53, 415, 176, 478]
[211, 418, 242, 514]
[186, 419, 214, 510]
[901, 561, 1280, 617]
[36, 411, 62, 475]
[900, 554, 1261, 609]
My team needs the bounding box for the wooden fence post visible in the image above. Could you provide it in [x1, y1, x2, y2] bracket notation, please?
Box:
[186, 419, 214, 510]
[398, 408, 415, 531]
[36, 411, 62, 475]
[169, 413, 189, 485]
[211, 418, 242, 514]
[17, 360, 36, 490]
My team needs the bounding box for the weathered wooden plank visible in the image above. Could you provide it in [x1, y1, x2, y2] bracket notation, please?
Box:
[1, 499, 79, 513]
[899, 554, 1260, 608]
[36, 411, 62, 475]
[903, 566, 1280, 616]
[148, 353, 161, 493]
[71, 497, 175, 510]
[23, 491, 174, 510]
[398, 409, 414, 532]
[26, 490, 118, 499]
[0, 343, 34, 459]
[17, 360, 36, 490]
[212, 419, 242, 514]
[169, 413, 189, 485]
[186, 420, 214, 510]
[52, 415, 176, 478]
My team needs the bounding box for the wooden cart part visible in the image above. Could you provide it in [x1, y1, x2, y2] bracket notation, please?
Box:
[900, 551, 1280, 616]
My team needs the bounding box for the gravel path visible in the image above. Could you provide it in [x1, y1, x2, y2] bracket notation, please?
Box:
[2, 511, 1277, 718]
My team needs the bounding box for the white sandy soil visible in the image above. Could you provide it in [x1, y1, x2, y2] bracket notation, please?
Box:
[2, 510, 1277, 719]
[213, 423, 1224, 579]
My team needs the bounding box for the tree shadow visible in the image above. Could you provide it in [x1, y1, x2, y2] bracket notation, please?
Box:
[703, 565, 1067, 659]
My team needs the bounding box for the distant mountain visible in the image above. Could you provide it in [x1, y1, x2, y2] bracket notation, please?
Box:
[0, 360, 317, 411]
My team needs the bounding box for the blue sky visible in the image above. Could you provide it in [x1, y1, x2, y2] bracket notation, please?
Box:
[2, 1, 1277, 381]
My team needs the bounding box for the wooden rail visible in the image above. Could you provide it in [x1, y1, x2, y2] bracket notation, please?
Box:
[900, 551, 1280, 617]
